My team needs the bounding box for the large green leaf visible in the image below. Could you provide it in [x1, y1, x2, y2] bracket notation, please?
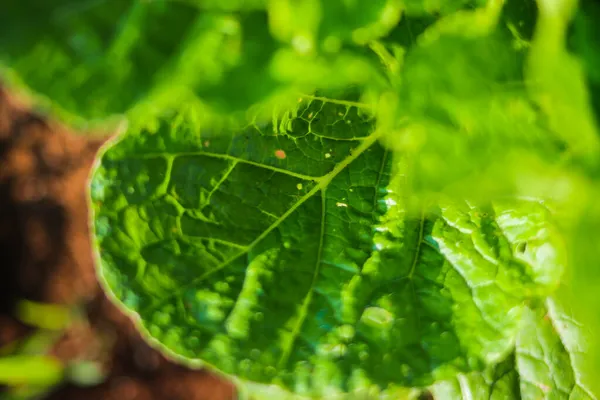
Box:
[91, 96, 564, 397]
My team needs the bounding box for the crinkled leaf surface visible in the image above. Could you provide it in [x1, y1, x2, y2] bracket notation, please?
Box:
[515, 300, 595, 399]
[432, 297, 596, 400]
[431, 355, 520, 399]
[91, 96, 563, 397]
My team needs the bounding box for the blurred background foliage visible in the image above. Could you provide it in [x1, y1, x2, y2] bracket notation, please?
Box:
[1, 0, 600, 398]
[0, 301, 104, 399]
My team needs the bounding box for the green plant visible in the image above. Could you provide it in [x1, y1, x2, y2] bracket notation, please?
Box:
[2, 0, 600, 398]
[0, 302, 104, 399]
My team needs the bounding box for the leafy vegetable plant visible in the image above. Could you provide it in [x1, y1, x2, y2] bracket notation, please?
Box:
[2, 0, 600, 398]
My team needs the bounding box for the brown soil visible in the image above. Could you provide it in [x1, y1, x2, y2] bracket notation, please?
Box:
[0, 86, 235, 400]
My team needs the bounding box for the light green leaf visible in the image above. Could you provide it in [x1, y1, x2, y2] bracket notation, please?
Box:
[384, 28, 564, 198]
[526, 0, 600, 162]
[15, 300, 72, 331]
[91, 96, 564, 397]
[415, 0, 504, 43]
[268, 0, 402, 51]
[378, 0, 591, 207]
[516, 300, 596, 399]
[0, 355, 63, 386]
[431, 297, 598, 399]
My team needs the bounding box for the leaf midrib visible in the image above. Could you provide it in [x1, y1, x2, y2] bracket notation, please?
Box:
[276, 190, 327, 370]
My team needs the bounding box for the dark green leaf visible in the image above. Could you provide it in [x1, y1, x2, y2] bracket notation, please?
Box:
[91, 97, 564, 396]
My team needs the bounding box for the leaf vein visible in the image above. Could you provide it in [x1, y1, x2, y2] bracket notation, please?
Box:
[128, 152, 321, 181]
[139, 128, 384, 315]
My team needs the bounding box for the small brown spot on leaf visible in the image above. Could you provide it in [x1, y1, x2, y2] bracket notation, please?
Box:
[274, 149, 286, 159]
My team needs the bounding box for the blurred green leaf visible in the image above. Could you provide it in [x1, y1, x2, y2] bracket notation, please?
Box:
[268, 0, 402, 50]
[0, 0, 195, 119]
[569, 0, 600, 119]
[383, 28, 562, 198]
[0, 355, 63, 386]
[15, 300, 72, 331]
[0, 1, 283, 121]
[402, 0, 487, 16]
[65, 361, 106, 387]
[525, 0, 600, 163]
